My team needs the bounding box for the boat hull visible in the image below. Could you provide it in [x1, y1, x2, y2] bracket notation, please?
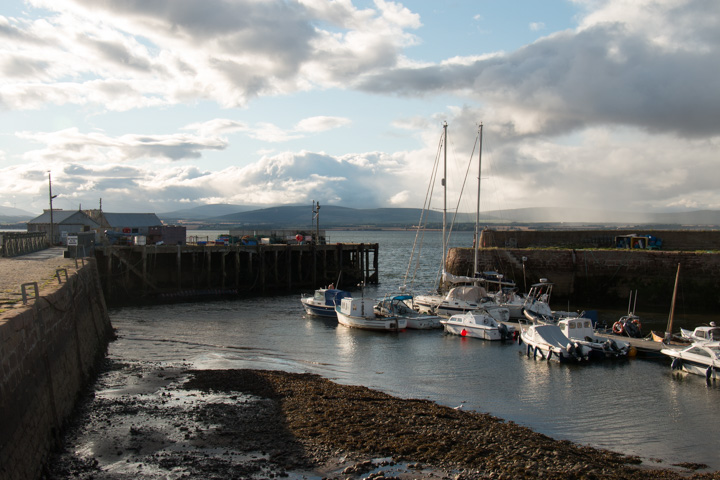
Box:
[405, 316, 442, 329]
[442, 323, 504, 340]
[336, 311, 406, 331]
[301, 300, 336, 318]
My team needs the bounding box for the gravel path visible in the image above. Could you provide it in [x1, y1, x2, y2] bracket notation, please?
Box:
[0, 247, 78, 314]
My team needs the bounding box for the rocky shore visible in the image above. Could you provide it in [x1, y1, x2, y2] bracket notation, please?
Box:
[44, 359, 718, 480]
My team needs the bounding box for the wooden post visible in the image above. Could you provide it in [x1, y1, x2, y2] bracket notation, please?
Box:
[221, 252, 227, 289]
[287, 244, 292, 290]
[312, 244, 317, 287]
[142, 245, 148, 297]
[206, 250, 212, 288]
[176, 245, 182, 291]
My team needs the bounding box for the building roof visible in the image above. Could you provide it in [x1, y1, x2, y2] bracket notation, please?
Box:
[103, 212, 162, 228]
[28, 210, 100, 226]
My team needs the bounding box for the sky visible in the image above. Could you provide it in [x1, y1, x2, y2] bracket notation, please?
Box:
[1, 0, 719, 217]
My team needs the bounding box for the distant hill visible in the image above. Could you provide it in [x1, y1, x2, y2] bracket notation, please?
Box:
[213, 205, 463, 227]
[157, 204, 256, 221]
[0, 205, 36, 222]
[0, 205, 39, 224]
[153, 203, 720, 229]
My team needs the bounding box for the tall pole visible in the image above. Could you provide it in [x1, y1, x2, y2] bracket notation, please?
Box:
[315, 201, 320, 244]
[665, 263, 681, 342]
[473, 123, 483, 277]
[441, 121, 447, 281]
[48, 171, 56, 245]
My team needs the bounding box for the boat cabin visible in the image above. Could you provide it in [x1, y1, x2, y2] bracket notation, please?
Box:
[688, 325, 720, 342]
[558, 317, 594, 340]
[339, 297, 375, 317]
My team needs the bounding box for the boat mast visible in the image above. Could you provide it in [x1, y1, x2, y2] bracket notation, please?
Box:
[442, 121, 447, 282]
[665, 263, 681, 342]
[473, 123, 483, 278]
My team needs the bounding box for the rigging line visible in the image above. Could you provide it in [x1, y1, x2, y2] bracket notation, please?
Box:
[404, 130, 444, 289]
[446, 130, 480, 251]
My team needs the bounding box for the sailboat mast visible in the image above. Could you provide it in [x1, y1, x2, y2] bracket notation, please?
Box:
[473, 123, 483, 277]
[665, 263, 681, 342]
[442, 121, 447, 280]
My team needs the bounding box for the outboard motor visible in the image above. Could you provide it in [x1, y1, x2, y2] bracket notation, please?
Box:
[498, 323, 509, 341]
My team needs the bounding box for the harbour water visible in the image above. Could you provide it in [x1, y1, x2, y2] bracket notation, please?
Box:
[108, 230, 720, 471]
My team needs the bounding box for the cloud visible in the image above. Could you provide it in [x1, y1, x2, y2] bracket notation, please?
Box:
[1, 0, 421, 110]
[295, 116, 352, 133]
[16, 128, 227, 163]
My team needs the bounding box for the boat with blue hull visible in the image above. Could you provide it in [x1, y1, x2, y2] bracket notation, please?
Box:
[301, 288, 351, 318]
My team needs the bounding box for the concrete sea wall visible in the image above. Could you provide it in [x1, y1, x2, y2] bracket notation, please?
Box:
[0, 260, 112, 480]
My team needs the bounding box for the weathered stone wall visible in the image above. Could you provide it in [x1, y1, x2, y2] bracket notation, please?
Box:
[479, 229, 720, 251]
[447, 247, 720, 310]
[0, 260, 112, 480]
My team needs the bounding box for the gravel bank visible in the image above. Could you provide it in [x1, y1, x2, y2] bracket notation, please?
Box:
[43, 360, 719, 480]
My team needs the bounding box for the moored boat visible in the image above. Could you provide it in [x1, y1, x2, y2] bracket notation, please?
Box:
[336, 297, 407, 331]
[300, 287, 351, 318]
[680, 323, 720, 342]
[661, 341, 720, 381]
[374, 294, 442, 329]
[440, 310, 515, 341]
[611, 314, 643, 338]
[432, 285, 510, 322]
[557, 316, 630, 359]
[519, 324, 592, 362]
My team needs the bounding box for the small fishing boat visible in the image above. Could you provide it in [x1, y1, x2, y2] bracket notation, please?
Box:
[300, 287, 351, 318]
[661, 341, 720, 381]
[519, 324, 592, 362]
[440, 311, 515, 341]
[374, 294, 442, 329]
[336, 297, 406, 331]
[611, 314, 643, 338]
[556, 317, 630, 359]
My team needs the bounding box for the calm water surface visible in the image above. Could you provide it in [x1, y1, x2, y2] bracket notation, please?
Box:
[109, 230, 720, 471]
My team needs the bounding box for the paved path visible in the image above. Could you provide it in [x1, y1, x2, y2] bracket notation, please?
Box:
[0, 247, 78, 311]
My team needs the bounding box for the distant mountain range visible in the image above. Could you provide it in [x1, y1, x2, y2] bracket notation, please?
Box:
[4, 203, 720, 229]
[0, 205, 37, 224]
[156, 204, 720, 229]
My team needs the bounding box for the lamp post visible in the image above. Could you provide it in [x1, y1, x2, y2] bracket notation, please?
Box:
[48, 172, 58, 245]
[312, 200, 321, 245]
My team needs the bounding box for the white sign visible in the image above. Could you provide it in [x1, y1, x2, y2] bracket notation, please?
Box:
[67, 236, 78, 246]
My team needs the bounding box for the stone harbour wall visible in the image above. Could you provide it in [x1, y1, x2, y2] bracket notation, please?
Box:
[447, 247, 720, 310]
[0, 260, 112, 480]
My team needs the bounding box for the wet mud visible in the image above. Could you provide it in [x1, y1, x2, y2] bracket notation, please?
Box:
[43, 360, 719, 479]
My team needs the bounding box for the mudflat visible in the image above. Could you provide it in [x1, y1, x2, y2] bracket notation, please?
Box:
[43, 360, 716, 480]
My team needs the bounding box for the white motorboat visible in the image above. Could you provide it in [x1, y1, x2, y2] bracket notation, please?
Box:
[374, 294, 442, 329]
[432, 285, 510, 322]
[300, 287, 351, 318]
[680, 322, 720, 342]
[661, 341, 720, 381]
[335, 297, 406, 331]
[519, 324, 592, 362]
[486, 279, 553, 321]
[556, 317, 630, 359]
[440, 311, 515, 341]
